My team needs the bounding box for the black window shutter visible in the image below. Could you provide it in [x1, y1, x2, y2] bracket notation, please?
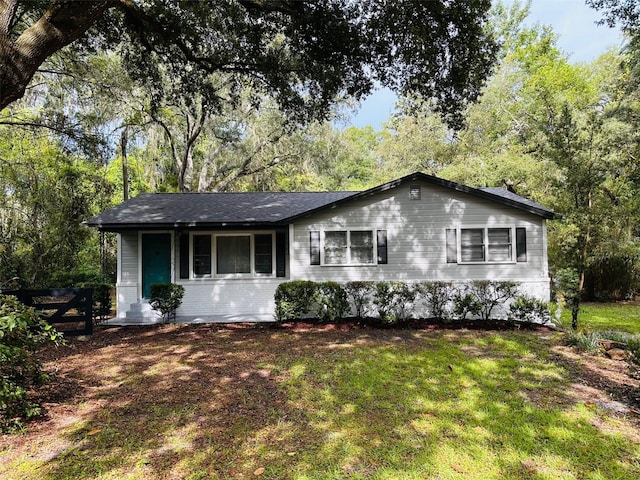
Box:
[179, 232, 190, 279]
[516, 227, 527, 262]
[310, 231, 320, 265]
[276, 231, 287, 277]
[446, 229, 457, 263]
[377, 230, 388, 264]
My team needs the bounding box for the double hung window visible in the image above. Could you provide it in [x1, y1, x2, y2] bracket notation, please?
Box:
[447, 227, 526, 264]
[310, 229, 386, 265]
[323, 230, 374, 265]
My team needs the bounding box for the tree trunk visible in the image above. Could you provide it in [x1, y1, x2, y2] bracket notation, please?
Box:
[0, 1, 114, 110]
[120, 128, 129, 200]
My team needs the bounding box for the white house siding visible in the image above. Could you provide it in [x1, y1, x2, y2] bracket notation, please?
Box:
[116, 232, 139, 318]
[291, 181, 551, 312]
[116, 230, 287, 318]
[174, 278, 284, 317]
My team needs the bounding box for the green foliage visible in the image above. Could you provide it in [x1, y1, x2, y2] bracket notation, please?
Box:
[314, 282, 349, 323]
[276, 280, 536, 324]
[344, 281, 376, 319]
[468, 280, 520, 321]
[598, 330, 640, 365]
[49, 269, 103, 288]
[508, 294, 551, 325]
[373, 281, 416, 324]
[274, 281, 318, 322]
[0, 294, 62, 432]
[1, 2, 498, 129]
[79, 283, 113, 321]
[149, 283, 185, 322]
[0, 133, 112, 288]
[565, 330, 604, 354]
[554, 268, 581, 330]
[452, 289, 482, 321]
[416, 281, 454, 321]
[583, 255, 640, 301]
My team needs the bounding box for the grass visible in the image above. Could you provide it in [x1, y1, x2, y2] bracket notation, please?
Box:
[559, 302, 640, 333]
[1, 324, 639, 479]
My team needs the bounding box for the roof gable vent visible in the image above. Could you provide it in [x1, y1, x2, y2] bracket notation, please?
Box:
[409, 185, 421, 200]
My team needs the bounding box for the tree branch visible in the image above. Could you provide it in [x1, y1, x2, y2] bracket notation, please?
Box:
[1, 1, 116, 109]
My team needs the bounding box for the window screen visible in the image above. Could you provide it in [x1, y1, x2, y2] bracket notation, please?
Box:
[460, 229, 485, 262]
[254, 234, 273, 274]
[193, 235, 212, 276]
[350, 230, 374, 264]
[324, 231, 348, 265]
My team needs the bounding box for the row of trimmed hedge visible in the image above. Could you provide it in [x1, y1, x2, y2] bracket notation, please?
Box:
[274, 280, 550, 325]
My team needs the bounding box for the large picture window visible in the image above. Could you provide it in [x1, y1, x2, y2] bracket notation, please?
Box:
[449, 227, 524, 264]
[217, 235, 251, 274]
[191, 232, 274, 277]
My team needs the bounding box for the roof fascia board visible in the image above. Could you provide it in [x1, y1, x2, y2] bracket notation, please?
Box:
[83, 221, 289, 232]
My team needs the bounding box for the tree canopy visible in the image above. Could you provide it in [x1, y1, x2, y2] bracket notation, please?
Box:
[0, 0, 496, 127]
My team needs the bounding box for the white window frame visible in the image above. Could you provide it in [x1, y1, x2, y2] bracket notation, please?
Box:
[320, 229, 377, 266]
[189, 231, 276, 279]
[457, 226, 516, 264]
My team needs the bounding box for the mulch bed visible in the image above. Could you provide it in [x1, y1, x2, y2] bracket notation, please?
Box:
[271, 317, 555, 332]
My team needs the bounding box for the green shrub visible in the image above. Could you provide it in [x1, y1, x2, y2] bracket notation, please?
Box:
[344, 281, 375, 319]
[0, 294, 63, 432]
[373, 282, 396, 323]
[149, 283, 185, 322]
[373, 281, 416, 324]
[274, 281, 318, 321]
[508, 295, 550, 325]
[393, 282, 417, 323]
[78, 282, 113, 321]
[565, 330, 603, 354]
[49, 269, 102, 287]
[315, 282, 349, 322]
[468, 281, 520, 321]
[452, 287, 482, 320]
[416, 281, 454, 321]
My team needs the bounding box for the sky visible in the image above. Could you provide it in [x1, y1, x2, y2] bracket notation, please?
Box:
[346, 0, 624, 131]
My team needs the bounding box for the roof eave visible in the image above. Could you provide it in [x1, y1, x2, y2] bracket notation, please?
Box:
[84, 220, 291, 232]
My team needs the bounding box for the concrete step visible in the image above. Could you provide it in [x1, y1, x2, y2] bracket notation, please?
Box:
[125, 300, 163, 320]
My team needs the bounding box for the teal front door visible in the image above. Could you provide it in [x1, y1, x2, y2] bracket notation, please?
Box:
[142, 233, 172, 298]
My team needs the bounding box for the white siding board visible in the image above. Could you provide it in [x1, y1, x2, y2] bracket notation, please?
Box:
[119, 233, 138, 284]
[176, 279, 285, 316]
[291, 181, 550, 297]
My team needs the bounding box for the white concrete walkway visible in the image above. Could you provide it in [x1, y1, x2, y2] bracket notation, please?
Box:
[100, 314, 275, 326]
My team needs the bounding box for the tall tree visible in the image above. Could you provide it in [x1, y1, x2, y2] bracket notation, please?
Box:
[0, 1, 497, 127]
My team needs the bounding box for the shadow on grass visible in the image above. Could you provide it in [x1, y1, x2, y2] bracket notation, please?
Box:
[9, 325, 640, 479]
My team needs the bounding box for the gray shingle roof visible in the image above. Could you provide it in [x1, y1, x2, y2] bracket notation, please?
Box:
[85, 191, 355, 229]
[86, 172, 556, 230]
[479, 187, 554, 217]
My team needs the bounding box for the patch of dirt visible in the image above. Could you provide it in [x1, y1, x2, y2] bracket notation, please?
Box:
[551, 343, 640, 415]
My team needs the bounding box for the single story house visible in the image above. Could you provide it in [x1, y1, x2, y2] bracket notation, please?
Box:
[85, 172, 555, 322]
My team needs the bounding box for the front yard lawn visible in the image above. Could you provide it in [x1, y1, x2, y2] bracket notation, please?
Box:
[1, 324, 639, 479]
[564, 302, 640, 334]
